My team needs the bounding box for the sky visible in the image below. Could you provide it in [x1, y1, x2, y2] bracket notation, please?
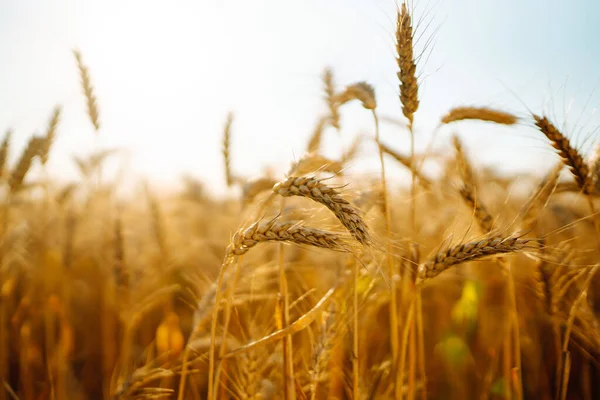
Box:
[1, 0, 600, 196]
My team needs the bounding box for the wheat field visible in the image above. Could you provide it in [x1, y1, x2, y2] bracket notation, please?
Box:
[2, 2, 600, 400]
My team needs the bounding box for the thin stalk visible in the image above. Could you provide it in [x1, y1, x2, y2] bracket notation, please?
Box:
[408, 320, 416, 400]
[502, 320, 512, 400]
[503, 258, 523, 400]
[416, 289, 426, 400]
[279, 198, 295, 400]
[213, 256, 244, 399]
[398, 299, 415, 400]
[372, 110, 400, 398]
[180, 257, 231, 400]
[558, 264, 599, 398]
[352, 257, 360, 400]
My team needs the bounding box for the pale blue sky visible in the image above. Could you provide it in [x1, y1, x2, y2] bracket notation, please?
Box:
[1, 0, 599, 194]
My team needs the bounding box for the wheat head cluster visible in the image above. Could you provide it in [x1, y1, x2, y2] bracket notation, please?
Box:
[2, 3, 600, 400]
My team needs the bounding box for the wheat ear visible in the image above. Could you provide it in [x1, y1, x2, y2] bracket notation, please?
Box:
[73, 50, 100, 131]
[40, 106, 61, 165]
[533, 115, 592, 194]
[323, 68, 340, 130]
[226, 218, 352, 256]
[222, 112, 235, 187]
[9, 136, 43, 193]
[307, 116, 329, 154]
[273, 176, 371, 245]
[0, 129, 12, 179]
[441, 106, 518, 125]
[396, 3, 419, 125]
[417, 236, 531, 281]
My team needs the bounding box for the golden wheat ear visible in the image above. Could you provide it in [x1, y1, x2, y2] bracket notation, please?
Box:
[418, 235, 531, 281]
[222, 112, 235, 187]
[40, 106, 61, 166]
[273, 176, 371, 245]
[73, 49, 100, 132]
[323, 68, 341, 130]
[9, 135, 43, 193]
[396, 2, 419, 125]
[0, 129, 12, 179]
[533, 114, 592, 195]
[441, 106, 518, 125]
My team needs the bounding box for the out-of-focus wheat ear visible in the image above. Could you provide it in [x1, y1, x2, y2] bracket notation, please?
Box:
[417, 235, 531, 282]
[533, 114, 593, 194]
[73, 50, 100, 131]
[336, 82, 377, 110]
[341, 134, 363, 165]
[307, 116, 329, 154]
[309, 301, 338, 400]
[0, 129, 12, 179]
[289, 153, 343, 176]
[459, 185, 494, 233]
[441, 106, 518, 125]
[323, 68, 341, 129]
[9, 136, 43, 193]
[222, 112, 235, 187]
[453, 135, 495, 232]
[144, 185, 168, 259]
[379, 142, 432, 189]
[452, 135, 475, 187]
[40, 106, 61, 165]
[521, 162, 562, 232]
[241, 177, 278, 205]
[396, 2, 419, 125]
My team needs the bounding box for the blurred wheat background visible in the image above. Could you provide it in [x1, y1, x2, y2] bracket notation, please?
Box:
[2, 0, 600, 399]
